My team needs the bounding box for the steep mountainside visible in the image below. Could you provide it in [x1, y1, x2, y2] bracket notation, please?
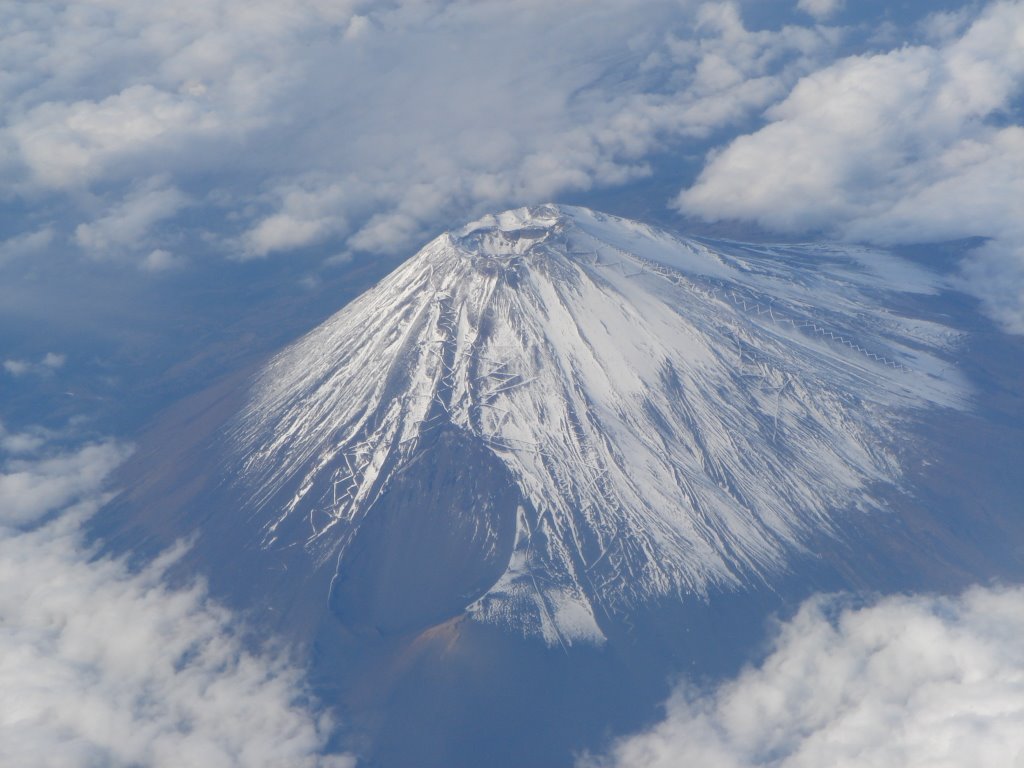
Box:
[225, 204, 966, 646]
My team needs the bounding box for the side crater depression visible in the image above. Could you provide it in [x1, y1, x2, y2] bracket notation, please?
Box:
[228, 204, 968, 646]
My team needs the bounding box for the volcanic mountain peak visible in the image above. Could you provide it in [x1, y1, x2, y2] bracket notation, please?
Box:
[452, 204, 564, 255]
[229, 205, 966, 646]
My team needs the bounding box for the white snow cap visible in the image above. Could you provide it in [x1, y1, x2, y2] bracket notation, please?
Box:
[232, 205, 966, 646]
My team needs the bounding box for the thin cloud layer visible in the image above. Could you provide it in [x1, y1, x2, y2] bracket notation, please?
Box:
[0, 427, 352, 768]
[678, 1, 1024, 332]
[583, 586, 1024, 768]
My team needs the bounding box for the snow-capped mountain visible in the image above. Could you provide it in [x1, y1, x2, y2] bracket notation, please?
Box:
[227, 204, 966, 646]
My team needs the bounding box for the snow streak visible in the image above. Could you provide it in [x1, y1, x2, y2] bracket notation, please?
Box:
[230, 205, 966, 645]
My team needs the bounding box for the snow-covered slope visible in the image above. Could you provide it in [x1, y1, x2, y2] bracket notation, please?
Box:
[228, 205, 966, 646]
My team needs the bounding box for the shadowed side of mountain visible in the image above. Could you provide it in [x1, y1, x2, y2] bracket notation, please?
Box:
[328, 426, 520, 634]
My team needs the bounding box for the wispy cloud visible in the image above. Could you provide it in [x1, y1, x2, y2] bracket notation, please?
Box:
[0, 228, 54, 265]
[678, 1, 1024, 333]
[582, 585, 1024, 768]
[0, 1, 839, 264]
[0, 426, 353, 768]
[3, 352, 66, 378]
[795, 0, 843, 22]
[74, 179, 189, 266]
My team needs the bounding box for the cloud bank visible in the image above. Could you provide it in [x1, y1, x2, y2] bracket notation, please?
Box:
[0, 425, 352, 768]
[0, 0, 839, 266]
[678, 1, 1024, 332]
[2, 1, 1022, 332]
[582, 585, 1024, 768]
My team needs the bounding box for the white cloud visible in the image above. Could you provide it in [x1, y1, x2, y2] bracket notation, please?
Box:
[343, 14, 372, 41]
[12, 1, 1016, 331]
[142, 248, 186, 272]
[0, 0, 841, 263]
[677, 1, 1024, 333]
[0, 422, 53, 455]
[2, 359, 30, 376]
[0, 1, 329, 191]
[3, 352, 67, 378]
[9, 85, 222, 190]
[74, 179, 189, 263]
[0, 431, 353, 767]
[241, 180, 350, 259]
[0, 440, 127, 527]
[268, 0, 839, 255]
[41, 352, 65, 369]
[796, 0, 843, 22]
[582, 585, 1024, 768]
[0, 228, 53, 264]
[917, 8, 975, 43]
